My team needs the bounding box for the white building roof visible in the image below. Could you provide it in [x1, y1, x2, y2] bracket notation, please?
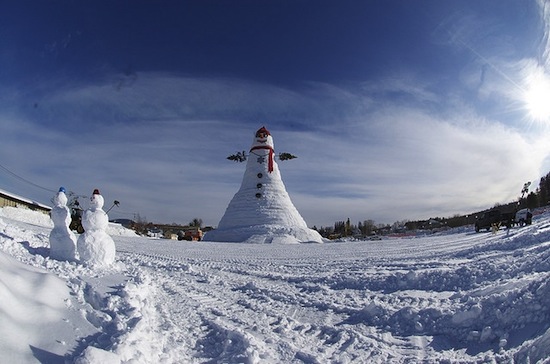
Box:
[0, 187, 51, 210]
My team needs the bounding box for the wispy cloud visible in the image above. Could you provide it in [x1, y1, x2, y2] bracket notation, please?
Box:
[1, 67, 550, 227]
[282, 101, 549, 224]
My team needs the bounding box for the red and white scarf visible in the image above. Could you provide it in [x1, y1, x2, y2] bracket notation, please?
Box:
[250, 145, 274, 173]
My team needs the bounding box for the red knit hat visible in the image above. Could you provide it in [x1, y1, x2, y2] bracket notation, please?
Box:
[93, 189, 100, 195]
[255, 126, 270, 138]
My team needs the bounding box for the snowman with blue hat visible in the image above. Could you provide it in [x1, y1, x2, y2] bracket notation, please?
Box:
[49, 186, 77, 261]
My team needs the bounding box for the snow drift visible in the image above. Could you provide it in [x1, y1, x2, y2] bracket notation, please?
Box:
[1, 205, 550, 363]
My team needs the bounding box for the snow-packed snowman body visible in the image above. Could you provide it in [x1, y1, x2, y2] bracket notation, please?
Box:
[77, 190, 116, 266]
[204, 127, 324, 244]
[49, 188, 77, 261]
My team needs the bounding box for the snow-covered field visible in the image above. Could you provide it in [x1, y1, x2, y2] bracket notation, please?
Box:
[1, 206, 550, 363]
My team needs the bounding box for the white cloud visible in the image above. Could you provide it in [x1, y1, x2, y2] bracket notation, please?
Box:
[279, 102, 549, 225]
[1, 72, 550, 228]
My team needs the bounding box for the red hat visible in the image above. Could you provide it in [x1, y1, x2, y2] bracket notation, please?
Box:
[93, 189, 100, 195]
[255, 126, 270, 137]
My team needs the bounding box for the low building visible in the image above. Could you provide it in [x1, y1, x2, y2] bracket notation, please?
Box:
[0, 188, 51, 214]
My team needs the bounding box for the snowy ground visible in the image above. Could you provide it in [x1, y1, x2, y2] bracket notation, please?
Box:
[1, 206, 550, 363]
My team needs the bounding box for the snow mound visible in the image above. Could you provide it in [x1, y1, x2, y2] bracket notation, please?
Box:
[0, 251, 98, 363]
[107, 222, 139, 237]
[0, 206, 52, 228]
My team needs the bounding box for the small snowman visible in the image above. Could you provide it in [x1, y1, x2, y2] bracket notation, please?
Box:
[77, 189, 116, 266]
[49, 187, 77, 261]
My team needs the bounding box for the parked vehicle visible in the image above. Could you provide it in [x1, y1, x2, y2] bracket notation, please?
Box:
[515, 208, 533, 226]
[178, 229, 203, 241]
[474, 209, 515, 232]
[475, 208, 534, 232]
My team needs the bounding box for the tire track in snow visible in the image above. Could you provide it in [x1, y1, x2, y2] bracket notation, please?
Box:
[123, 249, 442, 363]
[113, 218, 550, 363]
[118, 248, 446, 363]
[121, 250, 338, 362]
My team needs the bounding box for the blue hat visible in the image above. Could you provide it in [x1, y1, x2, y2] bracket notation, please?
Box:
[58, 187, 66, 193]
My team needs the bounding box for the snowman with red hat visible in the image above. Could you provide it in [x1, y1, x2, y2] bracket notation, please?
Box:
[49, 186, 77, 261]
[77, 189, 116, 266]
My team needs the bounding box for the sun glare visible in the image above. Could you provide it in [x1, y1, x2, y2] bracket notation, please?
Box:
[523, 74, 550, 122]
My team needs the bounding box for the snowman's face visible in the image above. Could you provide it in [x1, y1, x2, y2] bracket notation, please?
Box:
[54, 192, 68, 207]
[256, 131, 268, 143]
[253, 134, 274, 148]
[90, 194, 104, 209]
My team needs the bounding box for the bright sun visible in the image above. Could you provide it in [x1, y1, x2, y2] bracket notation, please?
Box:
[523, 74, 550, 122]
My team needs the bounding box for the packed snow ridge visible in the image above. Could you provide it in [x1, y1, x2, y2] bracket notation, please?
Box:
[2, 205, 550, 363]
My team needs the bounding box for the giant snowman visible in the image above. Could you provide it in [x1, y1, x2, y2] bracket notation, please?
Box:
[203, 126, 324, 244]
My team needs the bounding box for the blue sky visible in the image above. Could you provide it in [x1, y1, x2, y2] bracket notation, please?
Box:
[1, 0, 550, 228]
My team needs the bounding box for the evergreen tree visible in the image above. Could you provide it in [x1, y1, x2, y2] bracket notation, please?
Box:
[526, 191, 539, 209]
[539, 173, 550, 206]
[334, 221, 345, 236]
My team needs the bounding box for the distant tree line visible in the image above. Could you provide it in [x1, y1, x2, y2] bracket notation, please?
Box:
[314, 170, 550, 239]
[127, 215, 206, 236]
[120, 171, 550, 240]
[511, 170, 550, 210]
[313, 218, 392, 239]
